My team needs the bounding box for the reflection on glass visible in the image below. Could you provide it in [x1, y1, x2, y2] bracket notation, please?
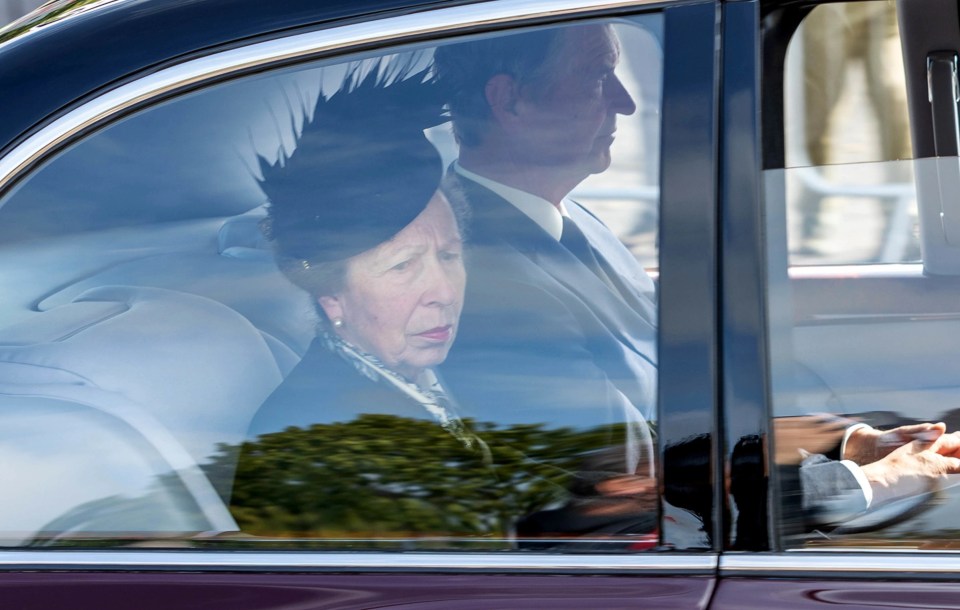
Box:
[0, 15, 666, 550]
[766, 157, 960, 547]
[228, 417, 656, 549]
[783, 161, 918, 265]
[783, 0, 914, 265]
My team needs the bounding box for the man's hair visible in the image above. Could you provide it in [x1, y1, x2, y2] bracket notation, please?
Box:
[434, 28, 563, 147]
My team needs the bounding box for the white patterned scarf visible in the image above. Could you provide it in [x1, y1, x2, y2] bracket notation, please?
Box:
[321, 330, 490, 462]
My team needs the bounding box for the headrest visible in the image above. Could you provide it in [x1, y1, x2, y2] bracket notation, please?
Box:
[218, 207, 270, 255]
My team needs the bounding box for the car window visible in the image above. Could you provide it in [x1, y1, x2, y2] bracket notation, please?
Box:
[0, 14, 665, 551]
[782, 0, 916, 265]
[765, 0, 960, 548]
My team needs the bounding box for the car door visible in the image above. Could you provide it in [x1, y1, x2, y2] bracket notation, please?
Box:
[713, 0, 960, 605]
[0, 0, 724, 606]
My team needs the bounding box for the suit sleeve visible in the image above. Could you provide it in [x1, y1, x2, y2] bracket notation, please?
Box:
[797, 454, 869, 528]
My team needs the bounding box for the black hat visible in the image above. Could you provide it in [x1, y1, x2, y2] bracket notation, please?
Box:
[258, 58, 446, 265]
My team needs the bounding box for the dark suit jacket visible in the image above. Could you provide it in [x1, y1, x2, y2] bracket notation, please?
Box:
[441, 172, 659, 434]
[245, 338, 440, 437]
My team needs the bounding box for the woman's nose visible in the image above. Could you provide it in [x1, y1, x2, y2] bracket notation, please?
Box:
[421, 258, 459, 306]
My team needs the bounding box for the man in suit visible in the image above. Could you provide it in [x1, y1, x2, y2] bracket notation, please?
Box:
[435, 23, 657, 485]
[434, 23, 960, 536]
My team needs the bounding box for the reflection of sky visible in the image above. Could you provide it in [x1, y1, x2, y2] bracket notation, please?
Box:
[0, 56, 416, 242]
[0, 22, 662, 253]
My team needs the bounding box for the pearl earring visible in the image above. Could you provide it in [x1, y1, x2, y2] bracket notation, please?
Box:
[332, 318, 344, 328]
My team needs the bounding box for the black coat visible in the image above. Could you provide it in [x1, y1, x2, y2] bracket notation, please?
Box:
[246, 338, 437, 437]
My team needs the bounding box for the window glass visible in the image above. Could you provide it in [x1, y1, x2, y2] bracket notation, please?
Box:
[767, 1, 960, 548]
[0, 14, 666, 550]
[783, 0, 917, 265]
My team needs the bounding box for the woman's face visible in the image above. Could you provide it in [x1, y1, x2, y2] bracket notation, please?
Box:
[319, 192, 466, 380]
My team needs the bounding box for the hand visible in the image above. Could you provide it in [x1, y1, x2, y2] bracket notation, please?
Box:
[592, 474, 658, 513]
[860, 432, 960, 506]
[773, 414, 854, 465]
[845, 422, 946, 465]
[931, 430, 960, 458]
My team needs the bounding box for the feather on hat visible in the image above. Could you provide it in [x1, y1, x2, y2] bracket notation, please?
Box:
[257, 57, 446, 265]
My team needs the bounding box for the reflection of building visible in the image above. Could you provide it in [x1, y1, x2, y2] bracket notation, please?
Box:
[0, 0, 45, 26]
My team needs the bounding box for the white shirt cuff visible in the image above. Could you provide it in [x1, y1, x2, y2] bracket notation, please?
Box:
[840, 423, 872, 461]
[839, 459, 873, 509]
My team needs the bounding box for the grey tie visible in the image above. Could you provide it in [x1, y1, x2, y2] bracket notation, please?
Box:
[560, 216, 651, 314]
[560, 216, 616, 290]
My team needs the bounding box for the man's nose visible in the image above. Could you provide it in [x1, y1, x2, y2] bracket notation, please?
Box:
[607, 74, 637, 116]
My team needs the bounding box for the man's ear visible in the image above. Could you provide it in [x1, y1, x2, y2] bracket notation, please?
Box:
[318, 294, 344, 324]
[485, 73, 522, 127]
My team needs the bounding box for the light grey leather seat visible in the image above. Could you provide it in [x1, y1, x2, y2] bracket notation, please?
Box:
[0, 285, 286, 541]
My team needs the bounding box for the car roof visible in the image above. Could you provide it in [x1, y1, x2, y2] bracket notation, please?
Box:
[0, 0, 467, 154]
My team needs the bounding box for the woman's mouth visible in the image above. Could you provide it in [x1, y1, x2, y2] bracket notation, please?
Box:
[416, 325, 453, 342]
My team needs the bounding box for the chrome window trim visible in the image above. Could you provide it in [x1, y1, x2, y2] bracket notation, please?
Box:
[721, 552, 960, 578]
[0, 551, 717, 573]
[788, 263, 923, 279]
[0, 0, 664, 194]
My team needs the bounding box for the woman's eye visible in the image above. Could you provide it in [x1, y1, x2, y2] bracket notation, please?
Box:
[390, 260, 411, 272]
[441, 251, 462, 262]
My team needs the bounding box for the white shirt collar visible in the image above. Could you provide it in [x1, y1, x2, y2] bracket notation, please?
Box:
[453, 162, 567, 241]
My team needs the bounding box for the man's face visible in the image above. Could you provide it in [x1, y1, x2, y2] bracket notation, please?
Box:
[513, 25, 637, 179]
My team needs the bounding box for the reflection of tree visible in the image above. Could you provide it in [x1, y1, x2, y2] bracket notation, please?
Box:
[218, 414, 638, 539]
[0, 0, 102, 45]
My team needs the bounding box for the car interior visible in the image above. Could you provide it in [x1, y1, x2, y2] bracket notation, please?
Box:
[0, 23, 664, 546]
[6, 0, 960, 550]
[0, 69, 324, 544]
[762, 0, 960, 544]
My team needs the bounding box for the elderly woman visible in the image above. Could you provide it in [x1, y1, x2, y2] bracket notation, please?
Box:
[229, 64, 500, 539]
[241, 63, 475, 448]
